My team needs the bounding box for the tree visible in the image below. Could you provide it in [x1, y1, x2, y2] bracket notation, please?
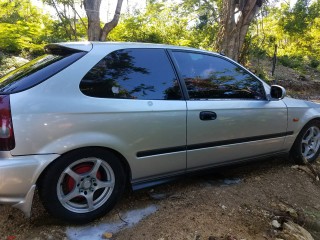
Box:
[216, 0, 265, 62]
[108, 1, 197, 47]
[84, 0, 124, 41]
[43, 0, 87, 41]
[0, 0, 54, 56]
[281, 0, 310, 35]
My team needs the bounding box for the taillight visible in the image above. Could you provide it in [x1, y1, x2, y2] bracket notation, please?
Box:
[0, 95, 15, 150]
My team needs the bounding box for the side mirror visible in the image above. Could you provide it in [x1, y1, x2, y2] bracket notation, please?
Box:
[270, 85, 286, 100]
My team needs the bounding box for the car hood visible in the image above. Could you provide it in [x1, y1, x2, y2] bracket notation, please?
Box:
[282, 97, 320, 109]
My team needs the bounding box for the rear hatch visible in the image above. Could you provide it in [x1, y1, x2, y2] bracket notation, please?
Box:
[0, 43, 91, 151]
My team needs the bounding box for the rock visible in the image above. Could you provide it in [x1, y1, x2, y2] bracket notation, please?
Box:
[208, 236, 218, 240]
[278, 203, 298, 219]
[193, 231, 200, 240]
[298, 75, 308, 81]
[279, 221, 314, 240]
[287, 208, 298, 219]
[278, 203, 289, 212]
[291, 165, 300, 169]
[102, 232, 113, 239]
[272, 220, 282, 229]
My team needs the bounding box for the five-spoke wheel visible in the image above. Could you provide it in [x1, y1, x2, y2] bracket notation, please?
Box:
[291, 120, 320, 164]
[39, 148, 125, 223]
[57, 158, 115, 213]
[301, 125, 320, 160]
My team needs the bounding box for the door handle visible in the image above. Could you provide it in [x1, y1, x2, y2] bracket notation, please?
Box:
[199, 111, 217, 121]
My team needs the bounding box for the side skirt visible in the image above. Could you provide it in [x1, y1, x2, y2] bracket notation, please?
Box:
[131, 151, 289, 191]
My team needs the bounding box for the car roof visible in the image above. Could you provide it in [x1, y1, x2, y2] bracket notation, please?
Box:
[50, 41, 219, 56]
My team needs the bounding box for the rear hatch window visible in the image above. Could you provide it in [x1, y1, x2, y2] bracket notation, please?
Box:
[0, 46, 87, 94]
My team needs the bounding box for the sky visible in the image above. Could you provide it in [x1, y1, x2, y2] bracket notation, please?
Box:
[31, 0, 147, 23]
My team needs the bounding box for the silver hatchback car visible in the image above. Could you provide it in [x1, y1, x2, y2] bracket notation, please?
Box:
[0, 42, 319, 223]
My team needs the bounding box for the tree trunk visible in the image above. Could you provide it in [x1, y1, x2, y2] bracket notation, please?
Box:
[83, 0, 102, 41]
[100, 0, 123, 41]
[83, 0, 123, 41]
[215, 0, 264, 62]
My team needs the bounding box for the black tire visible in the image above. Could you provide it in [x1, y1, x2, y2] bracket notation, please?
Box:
[291, 120, 320, 164]
[38, 148, 126, 224]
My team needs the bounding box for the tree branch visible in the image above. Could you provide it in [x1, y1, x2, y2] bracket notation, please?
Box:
[68, 1, 87, 30]
[100, 0, 124, 41]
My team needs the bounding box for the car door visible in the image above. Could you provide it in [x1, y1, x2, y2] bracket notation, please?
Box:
[170, 50, 288, 170]
[78, 48, 187, 181]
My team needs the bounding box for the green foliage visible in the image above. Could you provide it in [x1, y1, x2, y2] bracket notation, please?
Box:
[309, 59, 320, 69]
[108, 1, 217, 50]
[0, 0, 87, 57]
[249, 0, 320, 72]
[42, 0, 87, 41]
[0, 0, 53, 56]
[278, 55, 303, 69]
[108, 3, 191, 46]
[0, 0, 320, 77]
[281, 0, 310, 34]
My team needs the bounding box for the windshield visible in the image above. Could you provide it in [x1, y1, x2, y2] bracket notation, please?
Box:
[0, 51, 86, 94]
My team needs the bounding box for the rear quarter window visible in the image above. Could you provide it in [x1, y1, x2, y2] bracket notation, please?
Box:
[0, 50, 86, 94]
[80, 48, 182, 100]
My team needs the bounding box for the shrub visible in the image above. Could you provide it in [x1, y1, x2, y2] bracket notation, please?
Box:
[278, 55, 302, 69]
[309, 58, 320, 69]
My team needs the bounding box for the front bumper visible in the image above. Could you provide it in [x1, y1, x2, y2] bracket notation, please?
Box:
[0, 153, 59, 216]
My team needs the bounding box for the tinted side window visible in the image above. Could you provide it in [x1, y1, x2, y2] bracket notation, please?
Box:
[80, 49, 182, 100]
[172, 51, 266, 100]
[0, 52, 86, 94]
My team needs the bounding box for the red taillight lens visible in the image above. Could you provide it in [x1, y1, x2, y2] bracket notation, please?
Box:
[0, 95, 15, 150]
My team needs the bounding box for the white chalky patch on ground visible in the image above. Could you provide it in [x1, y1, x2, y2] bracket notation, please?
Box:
[66, 204, 159, 240]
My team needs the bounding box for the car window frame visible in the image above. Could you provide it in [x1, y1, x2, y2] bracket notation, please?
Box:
[167, 49, 268, 101]
[79, 47, 186, 101]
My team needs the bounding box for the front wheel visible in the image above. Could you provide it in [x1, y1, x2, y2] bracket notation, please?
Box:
[39, 148, 126, 223]
[291, 120, 320, 164]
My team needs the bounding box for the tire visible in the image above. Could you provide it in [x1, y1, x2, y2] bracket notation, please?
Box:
[291, 120, 320, 164]
[38, 148, 126, 224]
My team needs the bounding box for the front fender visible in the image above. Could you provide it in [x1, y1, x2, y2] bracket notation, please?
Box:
[283, 98, 320, 149]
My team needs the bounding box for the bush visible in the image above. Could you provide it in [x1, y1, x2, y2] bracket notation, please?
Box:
[278, 55, 303, 69]
[309, 58, 320, 69]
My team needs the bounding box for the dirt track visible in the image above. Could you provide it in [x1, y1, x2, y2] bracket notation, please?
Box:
[1, 156, 320, 240]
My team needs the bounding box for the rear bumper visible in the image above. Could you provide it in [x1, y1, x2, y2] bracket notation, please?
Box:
[0, 153, 59, 216]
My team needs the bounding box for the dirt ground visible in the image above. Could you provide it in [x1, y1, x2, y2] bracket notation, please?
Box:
[2, 156, 320, 240]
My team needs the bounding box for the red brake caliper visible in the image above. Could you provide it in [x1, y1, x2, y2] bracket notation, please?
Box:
[65, 163, 102, 197]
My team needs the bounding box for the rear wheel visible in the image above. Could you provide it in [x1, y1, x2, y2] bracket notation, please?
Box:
[39, 148, 126, 223]
[291, 120, 320, 164]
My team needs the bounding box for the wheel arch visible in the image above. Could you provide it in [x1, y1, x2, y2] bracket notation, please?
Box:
[293, 117, 320, 142]
[36, 146, 132, 189]
[290, 117, 320, 163]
